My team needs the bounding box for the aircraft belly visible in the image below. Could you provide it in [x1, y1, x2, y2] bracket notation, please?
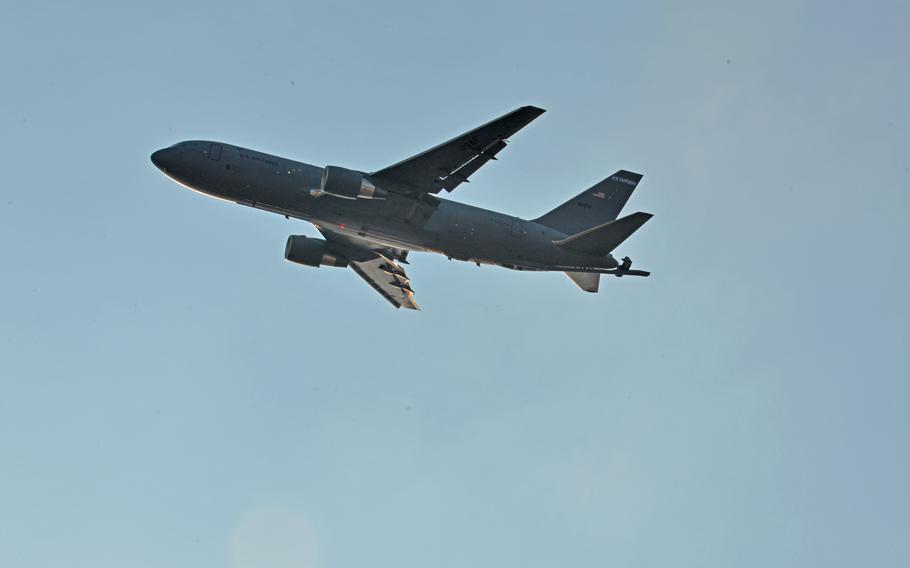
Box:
[347, 225, 430, 252]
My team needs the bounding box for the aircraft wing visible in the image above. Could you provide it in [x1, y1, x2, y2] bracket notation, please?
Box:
[318, 227, 419, 310]
[370, 105, 545, 195]
[349, 254, 419, 310]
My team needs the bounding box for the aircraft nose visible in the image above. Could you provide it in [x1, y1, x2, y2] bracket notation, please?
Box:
[150, 148, 170, 171]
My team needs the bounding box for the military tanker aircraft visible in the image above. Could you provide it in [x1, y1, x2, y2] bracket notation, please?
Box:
[151, 106, 652, 310]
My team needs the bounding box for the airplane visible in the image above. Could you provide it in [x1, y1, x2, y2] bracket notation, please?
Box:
[150, 106, 652, 310]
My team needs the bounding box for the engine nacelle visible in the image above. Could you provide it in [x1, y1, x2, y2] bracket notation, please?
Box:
[284, 236, 349, 268]
[311, 166, 387, 200]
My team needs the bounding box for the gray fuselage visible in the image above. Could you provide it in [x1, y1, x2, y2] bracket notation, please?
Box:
[151, 140, 619, 271]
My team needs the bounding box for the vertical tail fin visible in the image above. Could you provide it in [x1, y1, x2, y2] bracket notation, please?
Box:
[533, 170, 642, 235]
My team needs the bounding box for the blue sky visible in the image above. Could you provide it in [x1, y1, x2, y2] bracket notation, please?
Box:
[1, 1, 908, 567]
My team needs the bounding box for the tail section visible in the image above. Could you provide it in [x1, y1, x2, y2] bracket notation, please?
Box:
[554, 212, 653, 255]
[534, 170, 642, 235]
[565, 271, 600, 292]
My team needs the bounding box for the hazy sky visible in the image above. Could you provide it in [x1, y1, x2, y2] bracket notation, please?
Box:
[1, 1, 908, 567]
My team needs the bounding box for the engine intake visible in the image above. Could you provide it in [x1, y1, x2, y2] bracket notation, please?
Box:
[284, 236, 349, 268]
[311, 166, 387, 200]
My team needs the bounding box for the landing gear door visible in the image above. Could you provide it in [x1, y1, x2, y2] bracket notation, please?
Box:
[208, 143, 222, 161]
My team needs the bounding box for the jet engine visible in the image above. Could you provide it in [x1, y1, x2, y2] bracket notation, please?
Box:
[310, 166, 387, 200]
[284, 236, 349, 268]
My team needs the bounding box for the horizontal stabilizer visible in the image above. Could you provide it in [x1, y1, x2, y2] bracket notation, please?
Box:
[554, 212, 653, 255]
[565, 271, 600, 292]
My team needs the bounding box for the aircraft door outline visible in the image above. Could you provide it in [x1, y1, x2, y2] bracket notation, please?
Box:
[208, 143, 222, 161]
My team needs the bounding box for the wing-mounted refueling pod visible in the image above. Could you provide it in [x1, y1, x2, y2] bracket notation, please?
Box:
[309, 166, 387, 200]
